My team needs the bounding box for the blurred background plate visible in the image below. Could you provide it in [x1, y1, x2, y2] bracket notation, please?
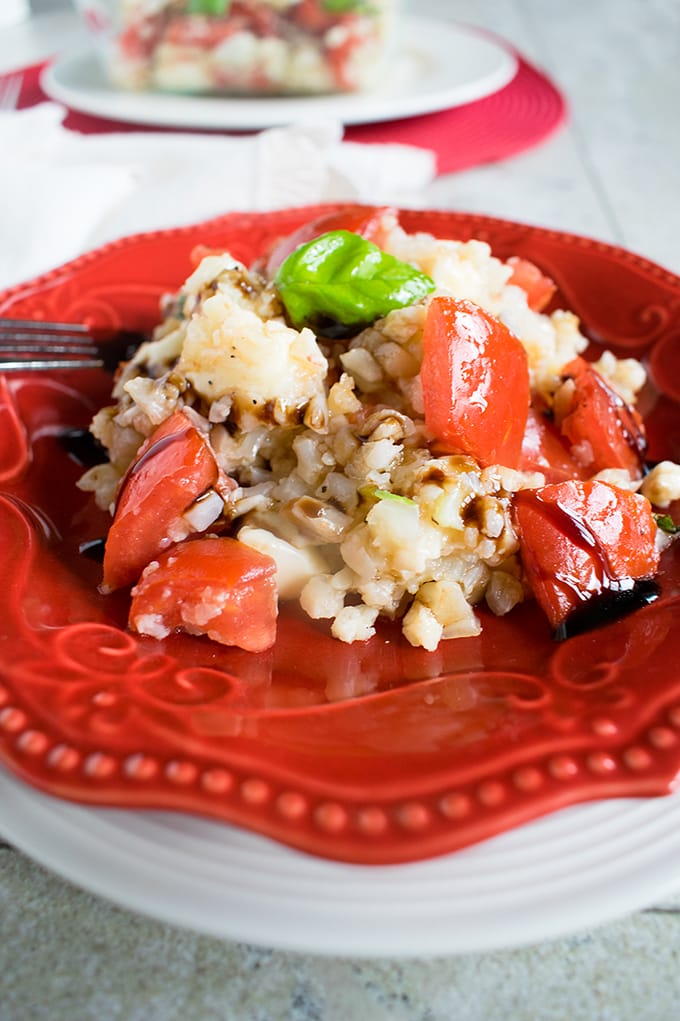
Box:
[40, 17, 518, 129]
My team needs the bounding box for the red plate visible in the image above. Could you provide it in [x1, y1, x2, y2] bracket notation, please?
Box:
[0, 206, 679, 865]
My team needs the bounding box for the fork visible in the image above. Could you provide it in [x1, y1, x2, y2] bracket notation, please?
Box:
[0, 319, 146, 372]
[0, 73, 23, 110]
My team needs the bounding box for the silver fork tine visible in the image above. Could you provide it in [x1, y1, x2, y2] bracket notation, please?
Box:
[0, 344, 102, 356]
[0, 319, 101, 363]
[0, 318, 145, 372]
[0, 358, 104, 371]
[0, 318, 91, 333]
[0, 334, 100, 352]
[0, 319, 95, 353]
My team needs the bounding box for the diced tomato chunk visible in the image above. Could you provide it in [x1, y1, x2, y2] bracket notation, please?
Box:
[163, 15, 245, 46]
[519, 406, 588, 483]
[507, 256, 557, 312]
[263, 205, 395, 278]
[118, 17, 165, 59]
[420, 297, 530, 469]
[557, 357, 646, 477]
[231, 0, 279, 35]
[129, 537, 278, 653]
[514, 479, 660, 636]
[325, 29, 363, 91]
[289, 0, 341, 33]
[103, 411, 228, 592]
[189, 243, 228, 266]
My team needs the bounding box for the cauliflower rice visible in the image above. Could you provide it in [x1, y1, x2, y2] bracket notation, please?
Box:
[79, 212, 680, 651]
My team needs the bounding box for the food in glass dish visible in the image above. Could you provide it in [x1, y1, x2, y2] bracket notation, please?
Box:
[78, 207, 680, 652]
[82, 0, 395, 95]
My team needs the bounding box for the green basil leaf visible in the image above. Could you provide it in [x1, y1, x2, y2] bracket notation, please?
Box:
[360, 486, 416, 506]
[275, 230, 435, 334]
[187, 0, 230, 15]
[322, 0, 372, 12]
[655, 513, 680, 534]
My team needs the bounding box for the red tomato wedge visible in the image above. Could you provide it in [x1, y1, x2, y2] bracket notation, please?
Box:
[289, 0, 344, 33]
[557, 357, 647, 477]
[420, 297, 530, 469]
[514, 479, 660, 637]
[506, 256, 557, 312]
[119, 17, 163, 60]
[103, 411, 228, 592]
[129, 537, 278, 653]
[164, 16, 246, 46]
[263, 205, 395, 278]
[519, 406, 588, 483]
[231, 0, 280, 37]
[189, 243, 230, 267]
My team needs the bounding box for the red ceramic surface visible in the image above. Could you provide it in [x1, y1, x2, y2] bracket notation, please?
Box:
[0, 207, 679, 865]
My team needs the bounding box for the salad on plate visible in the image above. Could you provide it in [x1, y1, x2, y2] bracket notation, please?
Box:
[91, 0, 395, 95]
[76, 206, 680, 655]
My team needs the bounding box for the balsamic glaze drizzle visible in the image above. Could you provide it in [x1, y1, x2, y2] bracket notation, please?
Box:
[78, 537, 106, 563]
[60, 428, 108, 469]
[553, 579, 660, 641]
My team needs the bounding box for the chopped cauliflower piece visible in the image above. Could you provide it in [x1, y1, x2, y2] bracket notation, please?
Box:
[641, 461, 680, 509]
[238, 526, 331, 599]
[178, 291, 327, 424]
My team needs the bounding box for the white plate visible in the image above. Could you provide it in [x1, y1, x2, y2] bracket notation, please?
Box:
[40, 18, 517, 131]
[4, 764, 680, 957]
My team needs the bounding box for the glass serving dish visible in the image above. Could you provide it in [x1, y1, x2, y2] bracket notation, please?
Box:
[71, 0, 397, 96]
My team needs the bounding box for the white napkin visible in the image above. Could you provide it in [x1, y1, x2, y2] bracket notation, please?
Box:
[0, 103, 436, 290]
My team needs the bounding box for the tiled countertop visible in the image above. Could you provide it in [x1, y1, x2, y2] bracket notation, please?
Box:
[2, 0, 680, 1018]
[4, 839, 680, 1020]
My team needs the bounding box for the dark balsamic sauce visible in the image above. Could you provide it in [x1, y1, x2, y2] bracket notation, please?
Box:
[60, 428, 108, 468]
[310, 315, 370, 340]
[60, 430, 110, 562]
[553, 579, 659, 641]
[78, 538, 106, 563]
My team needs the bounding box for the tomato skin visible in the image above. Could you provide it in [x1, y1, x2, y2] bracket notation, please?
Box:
[164, 14, 248, 46]
[103, 411, 225, 592]
[519, 406, 588, 483]
[119, 16, 165, 59]
[189, 243, 229, 266]
[514, 479, 660, 633]
[420, 297, 530, 469]
[263, 205, 395, 278]
[231, 0, 279, 36]
[557, 357, 646, 477]
[129, 537, 278, 653]
[325, 28, 363, 91]
[506, 257, 556, 312]
[290, 0, 341, 34]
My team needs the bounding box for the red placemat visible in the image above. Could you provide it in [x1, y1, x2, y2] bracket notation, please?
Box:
[348, 55, 567, 174]
[8, 49, 566, 176]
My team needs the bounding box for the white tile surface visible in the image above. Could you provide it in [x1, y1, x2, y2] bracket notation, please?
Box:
[3, 846, 680, 1020]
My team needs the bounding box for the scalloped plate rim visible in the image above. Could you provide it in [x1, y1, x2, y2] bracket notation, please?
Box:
[0, 207, 679, 943]
[40, 17, 518, 131]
